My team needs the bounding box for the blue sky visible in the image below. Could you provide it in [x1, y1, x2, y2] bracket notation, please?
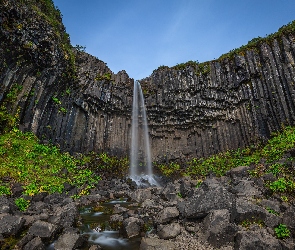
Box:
[53, 0, 295, 80]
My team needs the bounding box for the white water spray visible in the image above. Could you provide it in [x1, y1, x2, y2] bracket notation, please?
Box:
[130, 81, 158, 186]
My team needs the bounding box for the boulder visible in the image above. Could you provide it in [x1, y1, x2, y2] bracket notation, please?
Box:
[155, 207, 179, 224]
[179, 178, 193, 198]
[140, 237, 176, 250]
[0, 215, 25, 236]
[48, 202, 78, 228]
[113, 204, 128, 214]
[233, 198, 267, 223]
[231, 180, 261, 197]
[283, 206, 295, 231]
[54, 232, 86, 250]
[0, 196, 12, 214]
[28, 220, 57, 240]
[23, 236, 45, 250]
[122, 217, 142, 238]
[264, 213, 282, 228]
[225, 166, 251, 179]
[202, 209, 238, 248]
[235, 229, 282, 249]
[259, 199, 281, 214]
[178, 182, 234, 219]
[157, 223, 181, 239]
[130, 189, 152, 203]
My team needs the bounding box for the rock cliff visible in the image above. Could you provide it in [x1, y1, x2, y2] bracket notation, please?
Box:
[1, 0, 295, 162]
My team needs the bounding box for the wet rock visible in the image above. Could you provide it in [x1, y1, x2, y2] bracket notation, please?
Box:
[122, 217, 142, 238]
[110, 214, 124, 223]
[130, 189, 152, 203]
[23, 236, 45, 250]
[28, 220, 57, 240]
[235, 229, 282, 249]
[0, 215, 25, 237]
[157, 223, 181, 239]
[15, 234, 35, 249]
[89, 245, 102, 250]
[155, 207, 179, 224]
[202, 209, 238, 248]
[54, 232, 86, 250]
[113, 204, 128, 214]
[140, 237, 176, 250]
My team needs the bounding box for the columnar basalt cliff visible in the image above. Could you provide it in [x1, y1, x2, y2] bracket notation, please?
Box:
[1, 0, 295, 162]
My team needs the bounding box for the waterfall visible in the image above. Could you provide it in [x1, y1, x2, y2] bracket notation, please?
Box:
[130, 81, 158, 186]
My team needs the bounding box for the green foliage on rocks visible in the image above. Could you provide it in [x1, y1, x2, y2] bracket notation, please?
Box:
[218, 20, 295, 60]
[157, 126, 295, 201]
[275, 224, 290, 239]
[15, 197, 30, 211]
[0, 128, 100, 196]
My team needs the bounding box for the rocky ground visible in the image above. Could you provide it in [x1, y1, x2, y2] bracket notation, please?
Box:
[0, 165, 295, 249]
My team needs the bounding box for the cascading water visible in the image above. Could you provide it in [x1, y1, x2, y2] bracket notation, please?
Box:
[130, 81, 159, 186]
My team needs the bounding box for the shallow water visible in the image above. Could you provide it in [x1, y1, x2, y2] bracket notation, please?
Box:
[79, 199, 141, 250]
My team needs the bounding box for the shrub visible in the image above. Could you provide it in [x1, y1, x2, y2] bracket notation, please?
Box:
[275, 224, 290, 239]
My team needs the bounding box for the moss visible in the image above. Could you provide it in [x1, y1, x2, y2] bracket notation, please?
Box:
[218, 20, 295, 61]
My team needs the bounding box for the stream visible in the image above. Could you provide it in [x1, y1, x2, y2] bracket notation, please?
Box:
[79, 198, 141, 249]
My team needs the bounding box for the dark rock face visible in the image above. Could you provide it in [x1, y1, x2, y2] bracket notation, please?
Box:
[235, 229, 282, 250]
[0, 215, 25, 237]
[178, 178, 235, 219]
[2, 1, 295, 161]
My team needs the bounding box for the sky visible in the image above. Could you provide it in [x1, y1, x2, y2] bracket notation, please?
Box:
[53, 0, 295, 80]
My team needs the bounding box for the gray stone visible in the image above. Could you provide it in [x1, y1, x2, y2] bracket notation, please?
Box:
[178, 184, 234, 219]
[0, 215, 25, 236]
[155, 206, 179, 224]
[0, 196, 11, 213]
[260, 199, 281, 214]
[265, 213, 282, 228]
[140, 237, 176, 250]
[225, 166, 250, 179]
[235, 229, 282, 249]
[130, 189, 152, 203]
[283, 206, 295, 230]
[23, 236, 45, 250]
[202, 209, 238, 248]
[28, 220, 57, 239]
[122, 217, 142, 238]
[113, 204, 128, 214]
[157, 223, 181, 239]
[54, 232, 85, 250]
[48, 202, 78, 228]
[233, 198, 267, 223]
[231, 180, 261, 197]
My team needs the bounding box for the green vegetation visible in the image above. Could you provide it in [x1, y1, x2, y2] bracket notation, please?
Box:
[241, 219, 264, 229]
[0, 128, 101, 197]
[15, 198, 30, 211]
[266, 207, 279, 216]
[218, 20, 295, 60]
[156, 126, 295, 200]
[95, 72, 112, 81]
[274, 224, 290, 239]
